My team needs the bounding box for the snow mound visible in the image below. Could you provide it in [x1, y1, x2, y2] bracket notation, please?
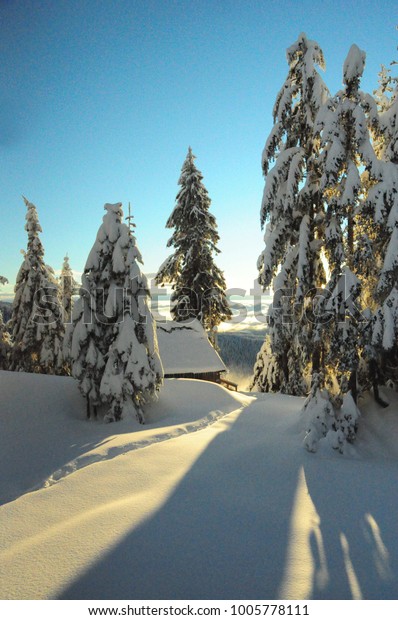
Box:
[0, 371, 250, 504]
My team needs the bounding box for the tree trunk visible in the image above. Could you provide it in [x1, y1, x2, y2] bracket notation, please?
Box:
[369, 358, 389, 408]
[312, 343, 321, 375]
[348, 369, 358, 403]
[281, 351, 289, 388]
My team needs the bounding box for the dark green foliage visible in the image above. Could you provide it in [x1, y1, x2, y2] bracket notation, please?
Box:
[156, 148, 232, 338]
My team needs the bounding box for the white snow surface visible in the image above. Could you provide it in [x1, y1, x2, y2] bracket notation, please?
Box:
[1, 370, 398, 600]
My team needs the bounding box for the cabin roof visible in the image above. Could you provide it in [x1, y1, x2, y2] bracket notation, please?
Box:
[156, 319, 227, 375]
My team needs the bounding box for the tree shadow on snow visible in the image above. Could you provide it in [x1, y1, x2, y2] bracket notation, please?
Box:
[304, 455, 398, 599]
[58, 393, 398, 600]
[58, 396, 303, 600]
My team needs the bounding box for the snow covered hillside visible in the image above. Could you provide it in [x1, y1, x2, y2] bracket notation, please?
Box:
[1, 370, 398, 600]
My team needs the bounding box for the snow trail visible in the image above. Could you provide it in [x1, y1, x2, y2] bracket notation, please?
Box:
[43, 404, 249, 489]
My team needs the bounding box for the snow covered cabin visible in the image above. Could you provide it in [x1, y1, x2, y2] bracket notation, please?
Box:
[156, 319, 228, 384]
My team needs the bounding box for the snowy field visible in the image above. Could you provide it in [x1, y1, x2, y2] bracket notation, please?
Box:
[1, 370, 398, 600]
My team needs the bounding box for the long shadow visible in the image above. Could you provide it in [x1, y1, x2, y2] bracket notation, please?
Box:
[304, 455, 398, 599]
[59, 396, 302, 600]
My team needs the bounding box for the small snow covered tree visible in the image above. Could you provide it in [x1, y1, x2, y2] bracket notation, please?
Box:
[253, 33, 329, 394]
[57, 255, 78, 375]
[59, 255, 77, 325]
[66, 203, 163, 422]
[155, 148, 231, 342]
[249, 335, 281, 393]
[9, 197, 63, 374]
[0, 276, 10, 369]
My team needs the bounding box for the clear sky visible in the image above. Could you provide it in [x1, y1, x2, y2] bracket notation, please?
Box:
[1, 0, 397, 298]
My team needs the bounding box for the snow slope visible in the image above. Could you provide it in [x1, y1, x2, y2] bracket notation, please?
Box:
[0, 370, 398, 600]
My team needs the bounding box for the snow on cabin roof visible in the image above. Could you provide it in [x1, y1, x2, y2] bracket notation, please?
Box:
[156, 319, 227, 375]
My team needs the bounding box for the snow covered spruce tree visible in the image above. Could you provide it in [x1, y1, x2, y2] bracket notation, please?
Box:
[155, 148, 231, 343]
[57, 255, 78, 375]
[370, 62, 398, 390]
[9, 197, 64, 374]
[66, 203, 163, 422]
[252, 33, 329, 394]
[0, 276, 10, 369]
[303, 45, 383, 451]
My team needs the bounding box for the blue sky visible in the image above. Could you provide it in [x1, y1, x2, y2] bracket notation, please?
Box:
[1, 0, 397, 297]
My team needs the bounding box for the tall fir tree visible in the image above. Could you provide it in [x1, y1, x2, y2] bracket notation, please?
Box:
[314, 46, 380, 390]
[303, 45, 383, 451]
[371, 60, 398, 389]
[155, 148, 231, 342]
[65, 203, 163, 422]
[252, 33, 329, 394]
[9, 197, 64, 374]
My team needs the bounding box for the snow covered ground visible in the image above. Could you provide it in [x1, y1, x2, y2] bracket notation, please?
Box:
[1, 370, 398, 600]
